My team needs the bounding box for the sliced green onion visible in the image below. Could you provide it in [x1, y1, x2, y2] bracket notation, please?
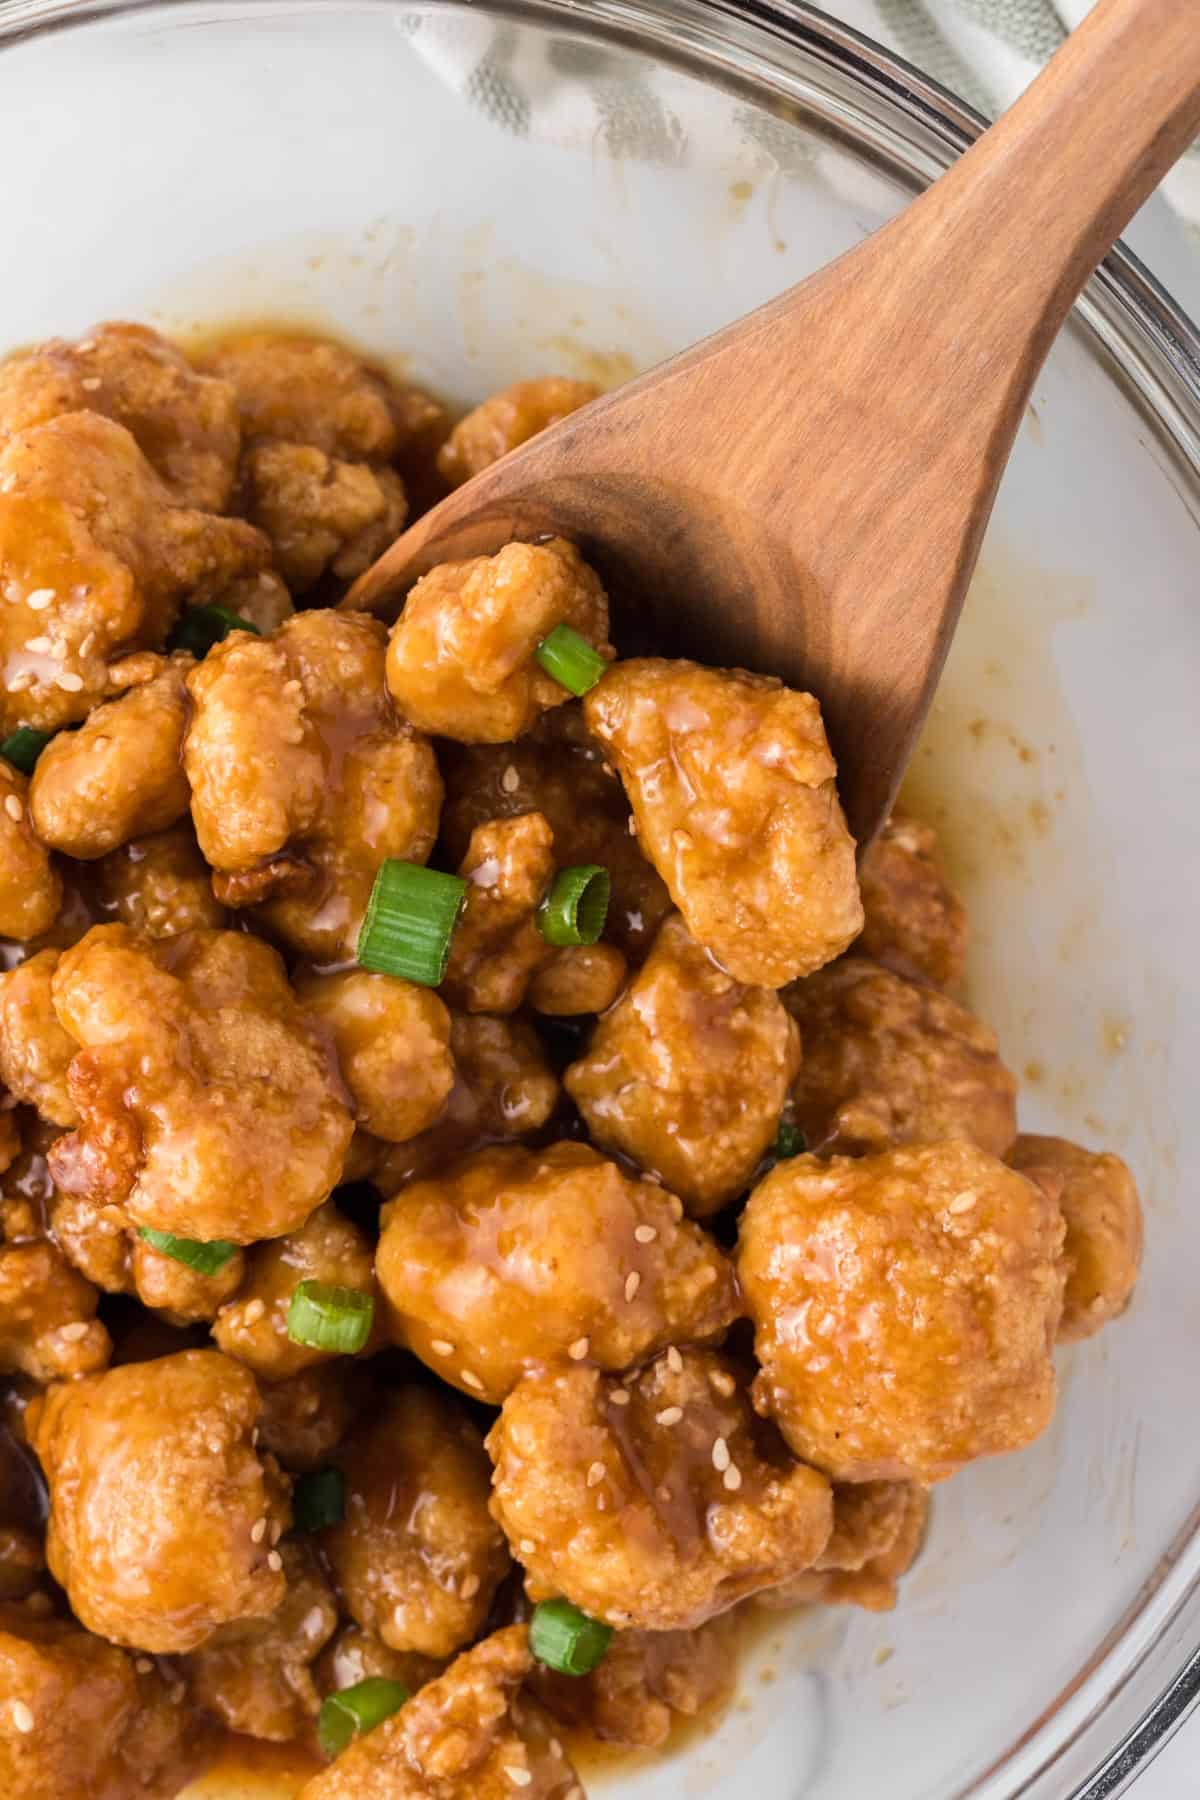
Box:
[537, 865, 610, 948]
[317, 1677, 409, 1760]
[357, 860, 467, 986]
[774, 1122, 807, 1160]
[530, 1597, 613, 1676]
[534, 624, 608, 697]
[168, 604, 261, 660]
[287, 1280, 375, 1355]
[293, 1466, 345, 1533]
[136, 1228, 238, 1276]
[0, 728, 54, 775]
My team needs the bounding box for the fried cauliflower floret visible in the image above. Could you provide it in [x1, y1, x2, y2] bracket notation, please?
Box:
[199, 567, 294, 635]
[566, 914, 799, 1216]
[0, 1603, 202, 1800]
[585, 660, 862, 986]
[489, 1351, 833, 1631]
[857, 812, 968, 989]
[738, 1143, 1065, 1485]
[45, 1183, 245, 1324]
[377, 1141, 738, 1404]
[296, 970, 454, 1143]
[241, 442, 408, 593]
[47, 925, 353, 1243]
[529, 943, 627, 1015]
[0, 766, 60, 941]
[760, 1480, 930, 1613]
[0, 412, 267, 733]
[321, 1387, 509, 1659]
[96, 823, 227, 938]
[185, 609, 442, 960]
[442, 812, 554, 1013]
[29, 655, 191, 858]
[255, 1364, 367, 1473]
[315, 1626, 442, 1704]
[32, 1349, 289, 1652]
[531, 1616, 735, 1749]
[300, 1626, 579, 1800]
[186, 1540, 338, 1743]
[204, 332, 403, 462]
[0, 321, 241, 513]
[1008, 1134, 1142, 1341]
[0, 1242, 110, 1381]
[213, 1201, 379, 1381]
[0, 951, 78, 1125]
[438, 377, 600, 487]
[387, 539, 612, 743]
[783, 957, 1017, 1157]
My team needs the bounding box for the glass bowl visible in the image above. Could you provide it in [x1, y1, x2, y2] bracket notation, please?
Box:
[1, 2, 1198, 1797]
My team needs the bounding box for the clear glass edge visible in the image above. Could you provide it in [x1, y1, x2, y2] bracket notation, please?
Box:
[0, 0, 1197, 1793]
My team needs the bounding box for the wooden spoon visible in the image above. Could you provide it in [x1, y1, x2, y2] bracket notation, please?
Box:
[346, 0, 1200, 846]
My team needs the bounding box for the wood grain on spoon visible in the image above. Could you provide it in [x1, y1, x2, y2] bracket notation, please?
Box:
[347, 0, 1200, 845]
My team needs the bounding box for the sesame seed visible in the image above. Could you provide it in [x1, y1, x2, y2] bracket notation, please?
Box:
[24, 637, 51, 655]
[624, 1271, 641, 1302]
[81, 376, 102, 391]
[567, 1336, 589, 1361]
[430, 1339, 455, 1356]
[460, 1573, 481, 1600]
[79, 632, 95, 657]
[78, 339, 98, 352]
[627, 816, 637, 835]
[25, 588, 54, 610]
[3, 795, 23, 822]
[56, 671, 84, 692]
[712, 1436, 731, 1472]
[609, 1388, 630, 1406]
[206, 1437, 223, 1455]
[668, 1195, 684, 1220]
[501, 765, 520, 793]
[11, 1701, 33, 1733]
[59, 1319, 89, 1342]
[666, 1345, 683, 1374]
[709, 1370, 736, 1397]
[656, 1406, 683, 1426]
[634, 1225, 657, 1244]
[6, 671, 34, 692]
[723, 1463, 743, 1491]
[505, 1769, 532, 1788]
[519, 1538, 536, 1555]
[251, 1517, 267, 1544]
[948, 1191, 976, 1214]
[135, 1657, 153, 1674]
[586, 1461, 606, 1488]
[251, 1428, 259, 1446]
[242, 1298, 266, 1325]
[267, 1550, 283, 1572]
[461, 1369, 484, 1392]
[550, 1737, 564, 1759]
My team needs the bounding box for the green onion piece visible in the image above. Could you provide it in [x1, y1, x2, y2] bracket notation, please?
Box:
[293, 1466, 345, 1533]
[530, 1598, 613, 1676]
[537, 865, 610, 948]
[534, 624, 608, 697]
[357, 861, 467, 986]
[168, 604, 261, 660]
[774, 1122, 806, 1160]
[136, 1228, 239, 1276]
[317, 1677, 409, 1760]
[287, 1280, 375, 1354]
[0, 728, 54, 775]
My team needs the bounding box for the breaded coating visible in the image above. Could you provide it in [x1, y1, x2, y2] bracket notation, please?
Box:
[738, 1143, 1065, 1484]
[0, 765, 60, 941]
[315, 1626, 442, 1704]
[255, 1363, 367, 1473]
[0, 320, 241, 511]
[46, 1183, 245, 1325]
[47, 925, 353, 1243]
[32, 1349, 289, 1652]
[185, 609, 442, 960]
[566, 914, 799, 1215]
[0, 1241, 110, 1381]
[240, 442, 407, 592]
[857, 813, 968, 989]
[296, 970, 454, 1143]
[386, 539, 611, 743]
[198, 567, 294, 635]
[321, 1387, 509, 1660]
[442, 812, 554, 1013]
[1008, 1133, 1142, 1341]
[204, 332, 403, 463]
[0, 950, 79, 1125]
[760, 1480, 929, 1613]
[0, 412, 267, 733]
[529, 943, 627, 1015]
[783, 957, 1017, 1158]
[186, 1540, 338, 1743]
[488, 1350, 833, 1630]
[96, 823, 226, 938]
[584, 660, 863, 986]
[376, 1140, 739, 1403]
[0, 1602, 203, 1800]
[438, 377, 600, 486]
[213, 1201, 379, 1381]
[531, 1615, 735, 1749]
[29, 655, 192, 859]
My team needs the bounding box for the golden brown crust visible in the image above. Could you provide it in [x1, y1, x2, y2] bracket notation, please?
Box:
[760, 1480, 930, 1613]
[0, 766, 61, 942]
[856, 813, 968, 989]
[0, 1240, 110, 1381]
[0, 950, 79, 1126]
[96, 824, 226, 939]
[297, 969, 455, 1143]
[1008, 1133, 1142, 1340]
[531, 1616, 736, 1749]
[442, 813, 555, 1014]
[240, 441, 407, 593]
[204, 331, 404, 463]
[437, 378, 599, 487]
